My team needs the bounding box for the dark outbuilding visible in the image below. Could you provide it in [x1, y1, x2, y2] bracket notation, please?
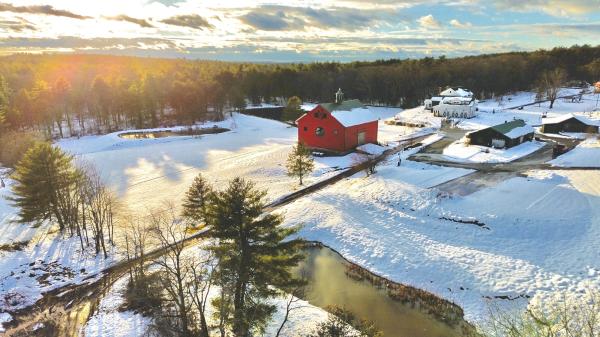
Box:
[466, 119, 535, 149]
[541, 114, 599, 134]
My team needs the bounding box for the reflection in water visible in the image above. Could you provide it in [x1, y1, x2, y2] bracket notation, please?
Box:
[295, 246, 464, 337]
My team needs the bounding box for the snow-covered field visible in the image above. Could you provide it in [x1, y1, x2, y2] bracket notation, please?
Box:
[278, 163, 600, 321]
[442, 140, 545, 163]
[550, 137, 600, 168]
[2, 95, 600, 333]
[0, 108, 412, 330]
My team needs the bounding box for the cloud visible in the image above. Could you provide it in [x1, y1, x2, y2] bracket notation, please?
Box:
[0, 36, 176, 50]
[239, 5, 394, 31]
[0, 3, 90, 19]
[160, 14, 213, 30]
[450, 19, 472, 28]
[491, 0, 597, 17]
[0, 18, 35, 32]
[239, 11, 302, 31]
[106, 15, 154, 28]
[417, 14, 441, 29]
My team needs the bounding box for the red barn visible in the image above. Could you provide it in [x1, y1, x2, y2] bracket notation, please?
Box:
[296, 90, 378, 153]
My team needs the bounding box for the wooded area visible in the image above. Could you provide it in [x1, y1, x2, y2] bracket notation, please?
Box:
[0, 45, 599, 138]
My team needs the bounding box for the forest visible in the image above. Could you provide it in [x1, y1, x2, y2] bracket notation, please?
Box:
[0, 44, 600, 138]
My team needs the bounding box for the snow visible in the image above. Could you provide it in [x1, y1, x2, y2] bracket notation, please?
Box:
[440, 88, 473, 97]
[357, 143, 386, 155]
[455, 89, 600, 132]
[83, 276, 151, 337]
[278, 165, 600, 322]
[331, 107, 379, 127]
[503, 124, 535, 139]
[0, 312, 12, 332]
[550, 137, 600, 168]
[442, 140, 545, 163]
[394, 106, 443, 129]
[0, 109, 412, 321]
[541, 113, 599, 126]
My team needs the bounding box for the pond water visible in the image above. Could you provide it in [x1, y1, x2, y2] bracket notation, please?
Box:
[295, 246, 465, 337]
[119, 127, 229, 139]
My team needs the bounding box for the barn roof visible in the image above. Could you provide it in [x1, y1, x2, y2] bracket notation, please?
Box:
[468, 119, 534, 140]
[541, 113, 599, 126]
[491, 119, 534, 139]
[319, 99, 378, 127]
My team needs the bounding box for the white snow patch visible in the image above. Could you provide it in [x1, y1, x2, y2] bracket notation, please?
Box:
[550, 138, 600, 168]
[443, 140, 545, 163]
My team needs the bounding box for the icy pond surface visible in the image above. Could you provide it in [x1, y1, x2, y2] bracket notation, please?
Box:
[295, 246, 464, 337]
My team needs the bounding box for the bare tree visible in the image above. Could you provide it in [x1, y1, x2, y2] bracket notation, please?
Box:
[482, 289, 600, 337]
[149, 206, 213, 337]
[276, 282, 308, 337]
[79, 165, 118, 258]
[538, 68, 567, 109]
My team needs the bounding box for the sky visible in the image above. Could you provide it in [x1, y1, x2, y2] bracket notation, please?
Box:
[0, 0, 599, 62]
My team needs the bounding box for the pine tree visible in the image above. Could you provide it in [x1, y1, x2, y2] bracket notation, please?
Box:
[8, 142, 81, 231]
[206, 178, 305, 337]
[181, 173, 213, 228]
[286, 142, 315, 185]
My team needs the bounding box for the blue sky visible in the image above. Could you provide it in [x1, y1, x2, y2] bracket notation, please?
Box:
[0, 0, 599, 62]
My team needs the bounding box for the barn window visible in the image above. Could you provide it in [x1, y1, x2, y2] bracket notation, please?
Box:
[314, 112, 319, 118]
[315, 127, 325, 137]
[333, 130, 338, 135]
[303, 127, 308, 131]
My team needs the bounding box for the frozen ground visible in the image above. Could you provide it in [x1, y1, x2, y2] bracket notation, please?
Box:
[278, 159, 600, 322]
[550, 137, 600, 167]
[442, 140, 545, 163]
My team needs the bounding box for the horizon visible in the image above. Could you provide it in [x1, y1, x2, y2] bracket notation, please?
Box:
[1, 0, 599, 62]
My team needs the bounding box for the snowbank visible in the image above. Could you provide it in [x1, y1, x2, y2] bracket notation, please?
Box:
[550, 138, 600, 168]
[442, 140, 545, 163]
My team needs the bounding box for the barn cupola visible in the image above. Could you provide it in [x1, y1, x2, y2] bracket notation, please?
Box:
[335, 88, 344, 104]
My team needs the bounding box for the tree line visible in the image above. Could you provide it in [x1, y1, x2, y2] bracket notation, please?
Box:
[1, 45, 600, 138]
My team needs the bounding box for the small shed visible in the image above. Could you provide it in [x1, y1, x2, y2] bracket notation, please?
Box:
[467, 119, 534, 149]
[296, 89, 378, 153]
[541, 114, 599, 134]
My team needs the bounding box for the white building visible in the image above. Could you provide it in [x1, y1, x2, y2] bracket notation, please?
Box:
[425, 87, 478, 118]
[432, 97, 478, 118]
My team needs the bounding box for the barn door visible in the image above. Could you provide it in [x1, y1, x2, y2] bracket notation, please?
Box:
[357, 131, 366, 145]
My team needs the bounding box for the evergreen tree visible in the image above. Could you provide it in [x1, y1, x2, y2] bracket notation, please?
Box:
[286, 142, 315, 185]
[181, 173, 213, 228]
[8, 142, 81, 230]
[206, 178, 304, 337]
[0, 75, 9, 130]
